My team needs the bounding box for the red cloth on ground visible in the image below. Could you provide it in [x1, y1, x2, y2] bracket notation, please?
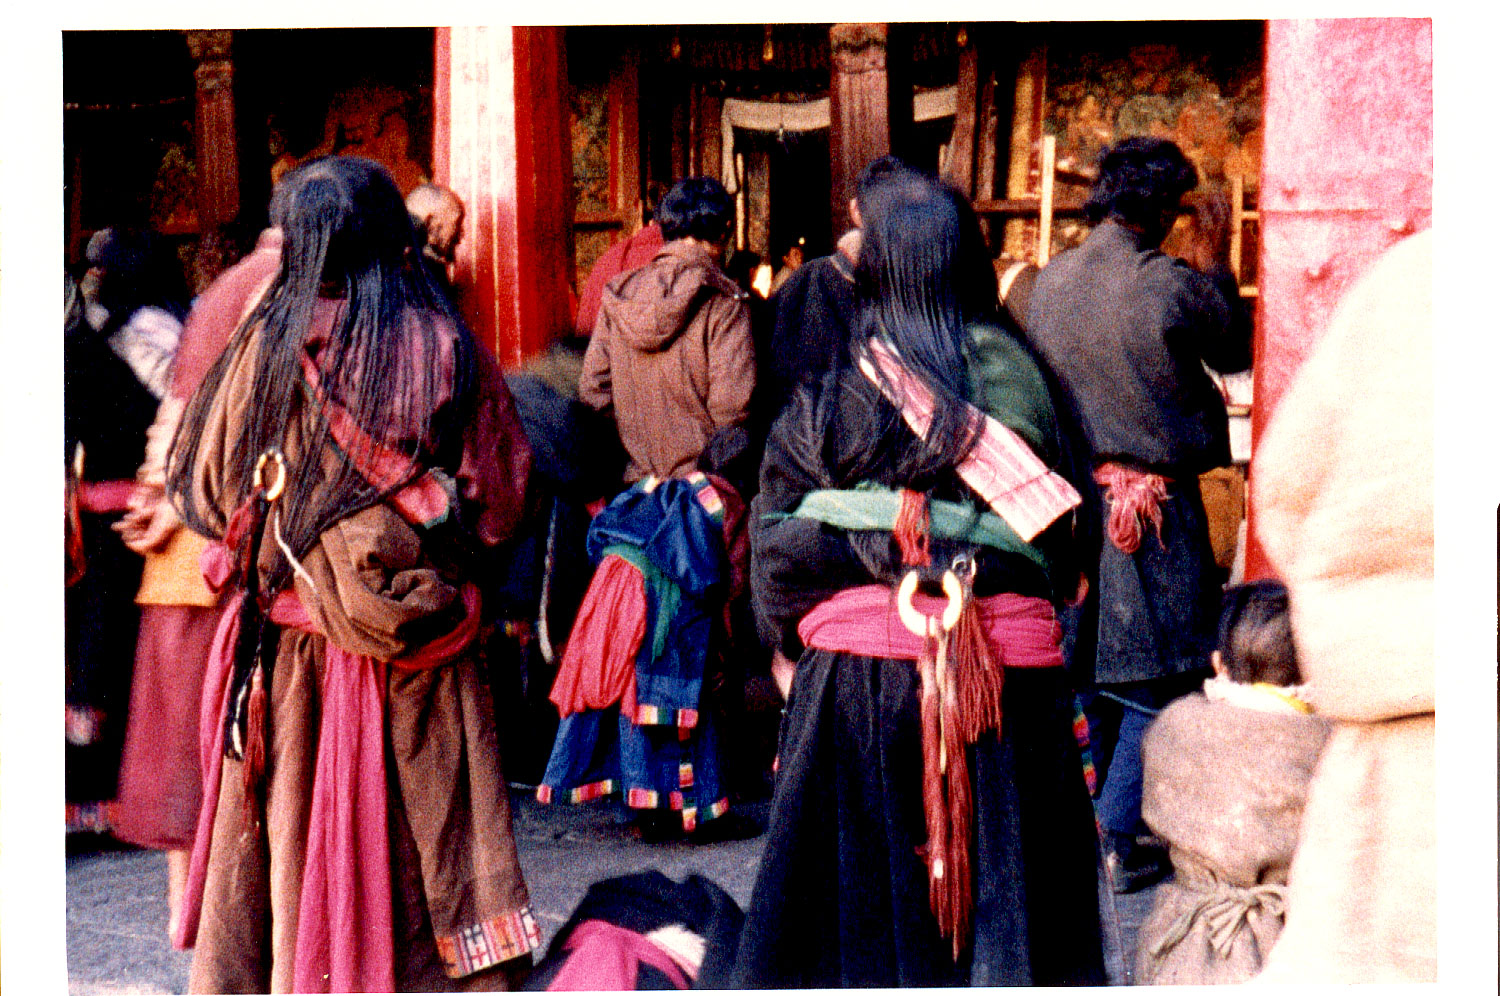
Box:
[176, 561, 483, 996]
[111, 604, 219, 851]
[547, 919, 691, 991]
[574, 223, 664, 335]
[549, 554, 649, 720]
[797, 585, 1065, 668]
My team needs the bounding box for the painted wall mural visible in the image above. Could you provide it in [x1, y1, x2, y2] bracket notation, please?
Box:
[570, 79, 614, 291]
[1040, 23, 1263, 258]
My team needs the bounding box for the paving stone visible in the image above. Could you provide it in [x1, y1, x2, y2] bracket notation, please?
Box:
[67, 790, 1160, 991]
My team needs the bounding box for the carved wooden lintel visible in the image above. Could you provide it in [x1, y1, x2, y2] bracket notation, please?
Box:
[830, 23, 887, 74]
[185, 29, 238, 227]
[185, 29, 233, 63]
[194, 59, 234, 95]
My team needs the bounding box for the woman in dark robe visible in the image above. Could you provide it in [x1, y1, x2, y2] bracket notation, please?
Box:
[166, 156, 537, 992]
[731, 179, 1106, 987]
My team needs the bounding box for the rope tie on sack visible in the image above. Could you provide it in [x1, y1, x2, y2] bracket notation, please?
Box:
[1146, 878, 1287, 963]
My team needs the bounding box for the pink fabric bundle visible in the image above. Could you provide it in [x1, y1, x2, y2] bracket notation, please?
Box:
[548, 555, 648, 720]
[860, 338, 1081, 541]
[547, 919, 691, 991]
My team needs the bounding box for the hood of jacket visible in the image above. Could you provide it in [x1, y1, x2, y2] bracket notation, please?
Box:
[598, 239, 742, 352]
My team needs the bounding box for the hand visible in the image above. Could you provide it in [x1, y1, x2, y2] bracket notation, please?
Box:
[113, 489, 180, 554]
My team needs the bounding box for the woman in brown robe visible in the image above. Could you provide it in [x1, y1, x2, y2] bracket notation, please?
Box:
[166, 156, 535, 993]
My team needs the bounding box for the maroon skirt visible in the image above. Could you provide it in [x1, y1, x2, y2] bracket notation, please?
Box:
[112, 603, 219, 850]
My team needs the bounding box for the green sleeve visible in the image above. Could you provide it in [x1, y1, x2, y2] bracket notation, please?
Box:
[964, 323, 1059, 463]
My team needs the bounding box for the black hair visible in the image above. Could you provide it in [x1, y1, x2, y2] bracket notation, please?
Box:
[90, 227, 191, 330]
[819, 175, 1100, 603]
[841, 177, 998, 486]
[1217, 579, 1301, 686]
[168, 155, 477, 590]
[1084, 137, 1198, 230]
[657, 177, 735, 243]
[853, 154, 925, 227]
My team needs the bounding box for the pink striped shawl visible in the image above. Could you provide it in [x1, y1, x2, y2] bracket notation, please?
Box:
[859, 338, 1080, 541]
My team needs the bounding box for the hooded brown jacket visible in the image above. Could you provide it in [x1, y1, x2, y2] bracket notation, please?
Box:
[579, 239, 754, 482]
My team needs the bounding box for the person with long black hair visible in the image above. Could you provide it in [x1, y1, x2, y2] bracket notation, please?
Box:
[165, 156, 537, 992]
[732, 176, 1106, 986]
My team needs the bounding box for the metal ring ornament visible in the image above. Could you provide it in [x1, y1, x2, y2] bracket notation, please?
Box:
[896, 570, 965, 638]
[253, 450, 287, 502]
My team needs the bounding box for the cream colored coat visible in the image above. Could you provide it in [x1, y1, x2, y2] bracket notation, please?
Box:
[1250, 230, 1435, 983]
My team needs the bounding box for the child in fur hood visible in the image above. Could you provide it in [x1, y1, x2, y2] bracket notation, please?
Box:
[1135, 580, 1329, 985]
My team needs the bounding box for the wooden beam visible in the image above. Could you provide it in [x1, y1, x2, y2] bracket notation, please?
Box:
[1037, 134, 1056, 265]
[612, 49, 642, 222]
[940, 31, 978, 197]
[973, 197, 1086, 216]
[1003, 43, 1046, 258]
[698, 90, 723, 189]
[185, 30, 240, 228]
[829, 22, 897, 234]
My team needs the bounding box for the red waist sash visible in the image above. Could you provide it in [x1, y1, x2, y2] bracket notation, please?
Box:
[798, 585, 1064, 668]
[176, 545, 480, 995]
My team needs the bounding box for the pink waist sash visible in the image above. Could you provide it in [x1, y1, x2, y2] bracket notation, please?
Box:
[176, 543, 481, 995]
[797, 585, 1064, 667]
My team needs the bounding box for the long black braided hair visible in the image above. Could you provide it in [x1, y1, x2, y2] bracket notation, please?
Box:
[167, 155, 478, 590]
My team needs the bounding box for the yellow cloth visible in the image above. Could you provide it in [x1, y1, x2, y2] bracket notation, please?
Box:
[136, 527, 217, 607]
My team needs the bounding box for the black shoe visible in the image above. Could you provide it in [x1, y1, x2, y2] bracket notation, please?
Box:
[690, 811, 763, 845]
[1106, 833, 1170, 894]
[634, 812, 686, 843]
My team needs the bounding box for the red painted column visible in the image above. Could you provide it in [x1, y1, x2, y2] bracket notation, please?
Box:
[1246, 18, 1432, 578]
[434, 27, 575, 367]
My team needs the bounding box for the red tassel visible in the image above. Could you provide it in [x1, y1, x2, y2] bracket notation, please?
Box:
[1094, 463, 1169, 554]
[893, 489, 931, 567]
[950, 602, 1004, 744]
[242, 665, 267, 823]
[911, 600, 1010, 960]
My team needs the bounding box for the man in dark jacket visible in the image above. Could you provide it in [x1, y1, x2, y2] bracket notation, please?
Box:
[580, 176, 754, 484]
[1024, 137, 1251, 892]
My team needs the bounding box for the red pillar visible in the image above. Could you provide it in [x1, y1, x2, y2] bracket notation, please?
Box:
[1246, 18, 1432, 579]
[434, 27, 575, 367]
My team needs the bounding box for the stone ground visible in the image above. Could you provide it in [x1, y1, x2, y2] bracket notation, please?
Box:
[66, 792, 1157, 994]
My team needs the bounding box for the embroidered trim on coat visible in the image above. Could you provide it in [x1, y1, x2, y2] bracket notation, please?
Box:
[434, 906, 543, 977]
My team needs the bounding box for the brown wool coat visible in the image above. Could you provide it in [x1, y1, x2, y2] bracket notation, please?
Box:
[579, 239, 754, 482]
[1250, 230, 1435, 984]
[180, 306, 535, 993]
[1136, 692, 1329, 985]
